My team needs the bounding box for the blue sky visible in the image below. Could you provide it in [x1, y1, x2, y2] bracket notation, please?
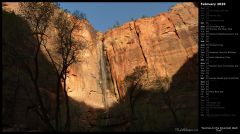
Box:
[59, 2, 178, 32]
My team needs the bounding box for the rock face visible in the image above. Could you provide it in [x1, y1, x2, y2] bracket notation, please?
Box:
[3, 2, 198, 131]
[2, 1, 198, 107]
[2, 0, 118, 112]
[2, 2, 20, 14]
[42, 10, 118, 109]
[104, 2, 198, 97]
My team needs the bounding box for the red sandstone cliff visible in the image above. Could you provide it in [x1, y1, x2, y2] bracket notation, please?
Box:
[3, 2, 198, 130]
[2, 1, 198, 106]
[103, 2, 198, 97]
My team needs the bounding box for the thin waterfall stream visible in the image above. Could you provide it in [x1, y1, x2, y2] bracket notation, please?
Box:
[99, 43, 110, 127]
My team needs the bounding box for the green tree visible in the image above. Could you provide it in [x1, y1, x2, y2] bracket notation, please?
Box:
[113, 20, 120, 28]
[141, 15, 147, 18]
[73, 10, 87, 20]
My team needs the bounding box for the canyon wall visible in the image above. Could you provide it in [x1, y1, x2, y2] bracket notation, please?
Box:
[2, 1, 198, 107]
[3, 2, 198, 131]
[104, 2, 198, 97]
[2, 2, 198, 131]
[2, 2, 117, 108]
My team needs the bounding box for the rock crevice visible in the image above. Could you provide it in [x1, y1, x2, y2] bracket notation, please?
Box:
[132, 21, 148, 65]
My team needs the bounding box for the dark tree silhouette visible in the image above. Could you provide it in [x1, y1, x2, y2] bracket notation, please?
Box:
[155, 77, 183, 128]
[19, 2, 55, 131]
[42, 7, 86, 131]
[124, 66, 147, 118]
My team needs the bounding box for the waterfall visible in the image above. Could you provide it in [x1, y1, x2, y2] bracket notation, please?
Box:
[100, 43, 108, 108]
[99, 43, 109, 126]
